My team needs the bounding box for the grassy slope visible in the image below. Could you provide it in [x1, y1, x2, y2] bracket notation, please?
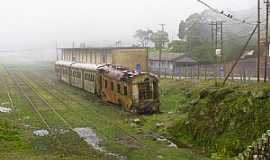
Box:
[0, 62, 209, 160]
[148, 79, 270, 159]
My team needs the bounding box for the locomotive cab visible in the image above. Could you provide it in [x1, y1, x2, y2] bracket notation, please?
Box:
[131, 74, 160, 114]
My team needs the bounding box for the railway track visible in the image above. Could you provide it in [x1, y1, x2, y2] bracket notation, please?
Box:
[0, 66, 14, 110]
[3, 66, 121, 160]
[4, 66, 81, 132]
[19, 68, 174, 157]
[5, 68, 54, 130]
[4, 66, 143, 159]
[22, 69, 144, 145]
[0, 64, 208, 160]
[3, 67, 81, 154]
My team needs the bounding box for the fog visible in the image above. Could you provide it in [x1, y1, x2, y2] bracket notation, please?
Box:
[0, 0, 255, 51]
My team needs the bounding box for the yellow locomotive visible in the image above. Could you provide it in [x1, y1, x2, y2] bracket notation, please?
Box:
[55, 61, 160, 114]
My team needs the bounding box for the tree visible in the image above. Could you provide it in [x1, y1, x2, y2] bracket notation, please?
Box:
[150, 31, 169, 48]
[168, 40, 187, 53]
[191, 43, 215, 63]
[134, 29, 153, 47]
[178, 20, 186, 39]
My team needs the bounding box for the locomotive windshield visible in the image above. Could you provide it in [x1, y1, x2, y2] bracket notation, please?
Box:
[138, 78, 153, 101]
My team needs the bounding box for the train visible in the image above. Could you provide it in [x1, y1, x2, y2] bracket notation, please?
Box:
[55, 60, 160, 114]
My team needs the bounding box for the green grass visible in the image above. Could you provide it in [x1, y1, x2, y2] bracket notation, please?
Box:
[0, 63, 209, 160]
[159, 80, 270, 159]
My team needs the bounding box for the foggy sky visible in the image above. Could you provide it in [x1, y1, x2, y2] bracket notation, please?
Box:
[0, 0, 255, 50]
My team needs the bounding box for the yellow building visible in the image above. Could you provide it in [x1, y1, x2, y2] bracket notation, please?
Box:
[60, 47, 149, 72]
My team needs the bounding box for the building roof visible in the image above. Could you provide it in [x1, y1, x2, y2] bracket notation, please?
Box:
[175, 57, 197, 64]
[149, 52, 186, 61]
[60, 47, 147, 50]
[149, 52, 197, 64]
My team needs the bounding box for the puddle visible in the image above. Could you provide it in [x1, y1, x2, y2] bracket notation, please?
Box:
[0, 106, 12, 113]
[74, 127, 127, 160]
[33, 129, 49, 137]
[74, 128, 103, 151]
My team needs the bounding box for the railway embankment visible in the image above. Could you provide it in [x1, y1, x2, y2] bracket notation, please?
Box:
[152, 80, 270, 159]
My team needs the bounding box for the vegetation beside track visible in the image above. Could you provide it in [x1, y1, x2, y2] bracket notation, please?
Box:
[139, 79, 270, 159]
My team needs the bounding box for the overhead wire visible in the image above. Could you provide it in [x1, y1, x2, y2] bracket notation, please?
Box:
[197, 0, 257, 25]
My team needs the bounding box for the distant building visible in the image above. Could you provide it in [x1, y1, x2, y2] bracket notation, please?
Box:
[60, 47, 149, 72]
[148, 52, 197, 75]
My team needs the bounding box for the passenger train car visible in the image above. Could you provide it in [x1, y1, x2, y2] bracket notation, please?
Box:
[55, 60, 160, 114]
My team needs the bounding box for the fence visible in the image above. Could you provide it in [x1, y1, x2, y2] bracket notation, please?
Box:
[149, 62, 270, 81]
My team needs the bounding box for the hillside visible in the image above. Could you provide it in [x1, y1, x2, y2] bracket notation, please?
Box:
[143, 80, 270, 159]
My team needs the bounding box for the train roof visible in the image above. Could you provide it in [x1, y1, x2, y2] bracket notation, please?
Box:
[55, 60, 101, 70]
[55, 60, 74, 66]
[72, 63, 101, 70]
[97, 65, 158, 81]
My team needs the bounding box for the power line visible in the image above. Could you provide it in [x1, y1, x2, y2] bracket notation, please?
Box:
[197, 0, 257, 25]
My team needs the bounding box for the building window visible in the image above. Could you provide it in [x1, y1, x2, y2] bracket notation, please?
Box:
[117, 84, 121, 93]
[102, 55, 107, 63]
[105, 80, 108, 89]
[111, 82, 114, 91]
[124, 86, 128, 96]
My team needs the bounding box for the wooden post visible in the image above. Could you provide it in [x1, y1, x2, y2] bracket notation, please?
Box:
[243, 68, 246, 82]
[191, 65, 193, 79]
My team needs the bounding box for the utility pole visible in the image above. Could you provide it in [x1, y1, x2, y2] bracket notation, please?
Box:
[159, 24, 166, 47]
[209, 21, 224, 79]
[258, 0, 261, 82]
[220, 22, 224, 64]
[215, 22, 218, 50]
[115, 40, 121, 48]
[158, 24, 166, 78]
[264, 0, 270, 82]
[224, 25, 259, 84]
[159, 24, 165, 32]
[211, 24, 214, 49]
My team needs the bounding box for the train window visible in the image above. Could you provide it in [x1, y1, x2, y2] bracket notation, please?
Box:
[105, 80, 108, 88]
[117, 84, 121, 93]
[124, 86, 128, 96]
[73, 71, 81, 78]
[138, 80, 153, 100]
[85, 73, 91, 81]
[84, 72, 95, 81]
[111, 82, 114, 91]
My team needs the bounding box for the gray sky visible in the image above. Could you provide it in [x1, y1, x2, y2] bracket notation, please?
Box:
[0, 0, 255, 49]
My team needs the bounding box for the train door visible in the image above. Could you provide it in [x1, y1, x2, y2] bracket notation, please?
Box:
[96, 74, 102, 96]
